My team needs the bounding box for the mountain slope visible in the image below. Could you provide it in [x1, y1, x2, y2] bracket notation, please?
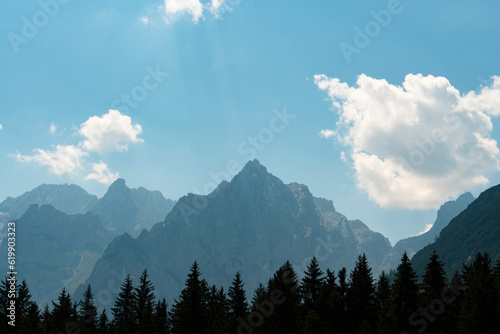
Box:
[89, 179, 176, 236]
[0, 205, 118, 306]
[77, 160, 390, 309]
[412, 184, 500, 277]
[378, 192, 475, 273]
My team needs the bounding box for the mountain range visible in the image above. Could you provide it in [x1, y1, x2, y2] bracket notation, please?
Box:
[1, 159, 496, 309]
[75, 160, 390, 309]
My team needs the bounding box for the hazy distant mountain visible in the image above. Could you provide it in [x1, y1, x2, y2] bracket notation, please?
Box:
[77, 160, 391, 309]
[0, 204, 118, 306]
[89, 179, 176, 236]
[412, 184, 500, 277]
[0, 184, 98, 225]
[377, 192, 475, 274]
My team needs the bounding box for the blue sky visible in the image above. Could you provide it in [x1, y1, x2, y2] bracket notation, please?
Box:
[1, 0, 500, 244]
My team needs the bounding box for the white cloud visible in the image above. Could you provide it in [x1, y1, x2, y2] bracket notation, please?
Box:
[209, 0, 231, 18]
[78, 109, 144, 154]
[164, 0, 204, 23]
[0, 123, 3, 131]
[12, 145, 88, 175]
[162, 0, 234, 23]
[315, 73, 500, 209]
[85, 161, 119, 184]
[49, 123, 57, 135]
[140, 16, 150, 25]
[319, 129, 335, 138]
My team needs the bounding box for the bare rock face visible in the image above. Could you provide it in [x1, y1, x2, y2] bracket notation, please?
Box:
[89, 178, 176, 236]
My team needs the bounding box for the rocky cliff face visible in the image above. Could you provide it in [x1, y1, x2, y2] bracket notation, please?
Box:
[77, 160, 391, 309]
[89, 178, 176, 236]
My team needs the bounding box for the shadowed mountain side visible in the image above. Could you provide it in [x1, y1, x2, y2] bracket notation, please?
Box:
[412, 184, 500, 278]
[378, 192, 475, 274]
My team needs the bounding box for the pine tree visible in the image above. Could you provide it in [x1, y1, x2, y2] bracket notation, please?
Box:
[21, 301, 41, 334]
[228, 272, 248, 332]
[374, 271, 394, 334]
[170, 261, 208, 333]
[41, 304, 52, 333]
[264, 261, 302, 334]
[301, 257, 326, 333]
[135, 269, 155, 334]
[458, 252, 498, 334]
[17, 280, 32, 323]
[111, 274, 136, 334]
[315, 269, 339, 334]
[336, 267, 348, 333]
[392, 252, 419, 334]
[421, 250, 447, 334]
[0, 277, 13, 333]
[301, 257, 325, 309]
[153, 299, 170, 334]
[98, 309, 109, 334]
[346, 253, 375, 334]
[79, 284, 98, 334]
[51, 288, 78, 333]
[206, 285, 231, 334]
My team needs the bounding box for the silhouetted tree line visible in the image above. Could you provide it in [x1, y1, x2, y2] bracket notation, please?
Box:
[2, 251, 500, 333]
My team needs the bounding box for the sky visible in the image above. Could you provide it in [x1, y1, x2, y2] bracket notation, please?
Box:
[1, 0, 500, 244]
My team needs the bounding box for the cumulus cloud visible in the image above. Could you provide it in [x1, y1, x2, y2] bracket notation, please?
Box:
[11, 110, 143, 183]
[12, 145, 88, 175]
[315, 73, 500, 209]
[85, 161, 119, 184]
[164, 0, 204, 23]
[78, 109, 144, 154]
[163, 0, 233, 23]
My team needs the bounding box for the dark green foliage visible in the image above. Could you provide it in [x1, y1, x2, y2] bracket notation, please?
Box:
[206, 286, 230, 334]
[392, 252, 419, 334]
[135, 269, 156, 334]
[374, 271, 394, 334]
[263, 261, 302, 334]
[420, 250, 448, 334]
[11, 251, 500, 334]
[98, 309, 109, 334]
[346, 253, 374, 333]
[111, 274, 136, 334]
[170, 261, 208, 333]
[79, 284, 98, 333]
[228, 272, 248, 332]
[153, 299, 170, 334]
[458, 252, 499, 334]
